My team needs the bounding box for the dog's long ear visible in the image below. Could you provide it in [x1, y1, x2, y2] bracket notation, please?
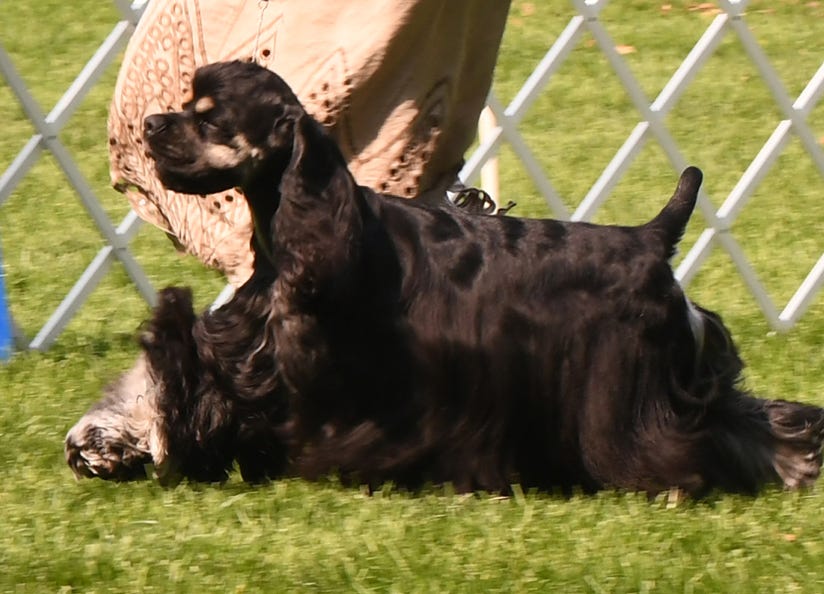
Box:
[279, 111, 355, 198]
[275, 111, 364, 293]
[277, 111, 362, 229]
[263, 102, 304, 152]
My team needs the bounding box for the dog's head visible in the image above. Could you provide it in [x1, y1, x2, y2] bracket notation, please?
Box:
[143, 60, 304, 196]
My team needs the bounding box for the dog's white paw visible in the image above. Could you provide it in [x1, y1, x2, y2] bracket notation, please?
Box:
[65, 420, 151, 481]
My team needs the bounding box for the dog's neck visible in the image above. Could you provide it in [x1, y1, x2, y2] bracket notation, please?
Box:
[241, 164, 286, 270]
[249, 208, 279, 270]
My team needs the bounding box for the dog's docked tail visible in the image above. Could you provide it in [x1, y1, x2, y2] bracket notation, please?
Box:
[644, 166, 702, 259]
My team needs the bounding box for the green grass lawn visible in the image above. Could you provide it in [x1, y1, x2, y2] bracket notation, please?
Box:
[0, 1, 823, 592]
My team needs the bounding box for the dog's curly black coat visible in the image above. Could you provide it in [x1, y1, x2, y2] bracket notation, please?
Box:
[67, 60, 824, 495]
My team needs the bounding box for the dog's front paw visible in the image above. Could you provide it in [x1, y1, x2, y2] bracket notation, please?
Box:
[65, 422, 150, 481]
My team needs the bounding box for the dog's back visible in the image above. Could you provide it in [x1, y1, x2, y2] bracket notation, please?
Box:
[366, 169, 700, 333]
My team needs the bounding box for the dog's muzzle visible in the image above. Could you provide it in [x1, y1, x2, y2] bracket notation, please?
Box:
[143, 114, 170, 140]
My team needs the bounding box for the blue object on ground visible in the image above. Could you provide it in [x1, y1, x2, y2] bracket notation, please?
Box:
[0, 247, 13, 360]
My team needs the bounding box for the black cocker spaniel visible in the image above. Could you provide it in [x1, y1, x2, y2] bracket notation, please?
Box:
[66, 61, 824, 496]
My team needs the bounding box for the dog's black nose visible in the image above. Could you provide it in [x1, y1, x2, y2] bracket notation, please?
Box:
[143, 114, 168, 138]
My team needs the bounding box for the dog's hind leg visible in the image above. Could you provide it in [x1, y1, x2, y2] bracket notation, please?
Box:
[763, 398, 824, 489]
[628, 392, 824, 496]
[668, 303, 824, 493]
[695, 392, 823, 493]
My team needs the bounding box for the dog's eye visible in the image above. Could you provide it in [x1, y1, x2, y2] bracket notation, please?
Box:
[198, 118, 217, 132]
